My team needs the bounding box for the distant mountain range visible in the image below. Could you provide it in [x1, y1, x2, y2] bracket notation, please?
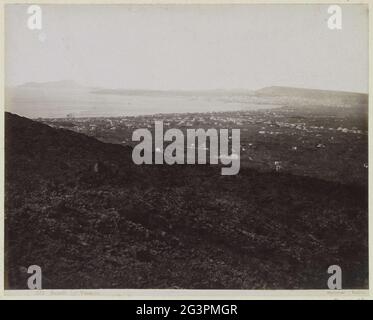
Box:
[5, 81, 368, 119]
[256, 86, 368, 106]
[10, 81, 368, 97]
[257, 85, 367, 98]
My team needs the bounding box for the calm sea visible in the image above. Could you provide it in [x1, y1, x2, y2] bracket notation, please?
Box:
[5, 87, 281, 118]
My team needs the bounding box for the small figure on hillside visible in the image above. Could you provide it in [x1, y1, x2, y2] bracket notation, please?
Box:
[93, 161, 105, 173]
[274, 161, 282, 172]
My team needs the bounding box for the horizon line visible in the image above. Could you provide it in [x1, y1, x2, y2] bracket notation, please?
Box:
[6, 81, 369, 95]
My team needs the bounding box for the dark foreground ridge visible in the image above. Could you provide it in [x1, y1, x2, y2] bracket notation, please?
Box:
[5, 112, 368, 289]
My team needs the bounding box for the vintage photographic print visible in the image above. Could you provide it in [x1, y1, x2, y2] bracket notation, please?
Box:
[2, 2, 370, 293]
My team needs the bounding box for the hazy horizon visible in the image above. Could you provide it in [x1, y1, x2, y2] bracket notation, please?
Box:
[7, 79, 369, 95]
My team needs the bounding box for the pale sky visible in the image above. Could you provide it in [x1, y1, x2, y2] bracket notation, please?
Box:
[5, 4, 369, 93]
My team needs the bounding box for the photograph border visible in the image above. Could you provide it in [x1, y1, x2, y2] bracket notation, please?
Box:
[0, 0, 371, 300]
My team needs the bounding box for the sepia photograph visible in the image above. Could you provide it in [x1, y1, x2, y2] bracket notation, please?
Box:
[2, 2, 370, 294]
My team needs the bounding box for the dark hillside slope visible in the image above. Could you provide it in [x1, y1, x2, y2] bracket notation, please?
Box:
[5, 112, 133, 183]
[5, 112, 368, 289]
